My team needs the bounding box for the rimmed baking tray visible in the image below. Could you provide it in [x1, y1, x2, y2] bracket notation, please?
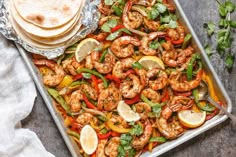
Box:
[15, 0, 232, 156]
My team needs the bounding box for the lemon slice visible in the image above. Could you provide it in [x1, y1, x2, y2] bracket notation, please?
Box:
[80, 125, 98, 155]
[117, 101, 141, 122]
[138, 56, 165, 70]
[75, 38, 100, 62]
[178, 110, 206, 128]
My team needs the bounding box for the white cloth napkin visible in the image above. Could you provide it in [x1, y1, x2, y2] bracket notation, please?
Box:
[0, 34, 55, 157]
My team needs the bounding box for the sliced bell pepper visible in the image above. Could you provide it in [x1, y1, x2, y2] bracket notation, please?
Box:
[83, 94, 97, 109]
[106, 120, 130, 133]
[141, 94, 161, 107]
[47, 88, 70, 112]
[111, 24, 125, 32]
[67, 130, 80, 140]
[91, 75, 99, 93]
[97, 131, 111, 139]
[57, 75, 74, 89]
[105, 74, 121, 88]
[77, 68, 108, 88]
[99, 49, 108, 63]
[71, 122, 82, 132]
[187, 53, 201, 80]
[124, 94, 140, 105]
[206, 109, 219, 120]
[165, 37, 184, 45]
[161, 88, 170, 102]
[125, 69, 136, 76]
[182, 34, 192, 49]
[73, 73, 83, 81]
[196, 101, 216, 112]
[111, 131, 121, 137]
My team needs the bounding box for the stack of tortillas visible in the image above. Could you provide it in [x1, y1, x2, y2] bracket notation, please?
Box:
[9, 0, 85, 49]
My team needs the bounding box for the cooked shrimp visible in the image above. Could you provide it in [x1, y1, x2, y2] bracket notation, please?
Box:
[123, 0, 147, 36]
[169, 96, 194, 112]
[98, 84, 121, 111]
[132, 121, 152, 149]
[62, 57, 84, 76]
[76, 112, 98, 127]
[105, 137, 120, 157]
[156, 117, 184, 139]
[135, 68, 148, 89]
[87, 32, 108, 42]
[98, 0, 114, 15]
[167, 24, 185, 41]
[85, 55, 94, 70]
[147, 68, 169, 90]
[81, 84, 98, 100]
[126, 11, 143, 29]
[169, 70, 203, 92]
[135, 102, 151, 120]
[34, 59, 65, 87]
[96, 139, 108, 157]
[143, 18, 160, 31]
[184, 46, 195, 57]
[141, 88, 161, 103]
[110, 114, 128, 128]
[69, 90, 83, 112]
[91, 51, 116, 74]
[139, 32, 166, 56]
[120, 74, 142, 98]
[112, 57, 135, 79]
[162, 48, 186, 67]
[110, 36, 141, 58]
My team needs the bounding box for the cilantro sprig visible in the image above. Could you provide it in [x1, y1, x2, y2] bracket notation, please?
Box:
[205, 0, 235, 69]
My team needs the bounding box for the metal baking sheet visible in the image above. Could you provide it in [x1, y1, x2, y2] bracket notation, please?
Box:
[15, 0, 232, 157]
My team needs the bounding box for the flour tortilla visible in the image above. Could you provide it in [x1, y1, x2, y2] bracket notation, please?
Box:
[10, 0, 85, 38]
[13, 0, 82, 28]
[9, 13, 65, 49]
[25, 17, 83, 45]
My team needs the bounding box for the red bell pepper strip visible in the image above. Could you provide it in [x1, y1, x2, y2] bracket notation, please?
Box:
[165, 36, 184, 45]
[83, 94, 97, 109]
[97, 131, 111, 139]
[91, 75, 99, 93]
[124, 94, 140, 105]
[173, 91, 192, 97]
[125, 69, 136, 76]
[206, 102, 222, 120]
[161, 88, 169, 102]
[73, 73, 83, 81]
[71, 122, 82, 132]
[105, 74, 121, 88]
[111, 131, 121, 137]
[111, 25, 125, 33]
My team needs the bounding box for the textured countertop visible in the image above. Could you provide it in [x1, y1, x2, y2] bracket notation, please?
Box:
[21, 0, 236, 157]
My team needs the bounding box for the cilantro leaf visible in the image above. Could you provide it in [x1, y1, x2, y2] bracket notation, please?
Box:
[149, 40, 160, 50]
[167, 20, 177, 28]
[148, 8, 160, 20]
[204, 44, 213, 56]
[219, 4, 227, 17]
[225, 1, 235, 12]
[106, 28, 131, 40]
[225, 54, 234, 68]
[107, 19, 118, 28]
[132, 62, 143, 69]
[204, 22, 215, 36]
[156, 3, 167, 13]
[129, 124, 143, 136]
[101, 23, 111, 32]
[105, 0, 114, 5]
[230, 20, 236, 28]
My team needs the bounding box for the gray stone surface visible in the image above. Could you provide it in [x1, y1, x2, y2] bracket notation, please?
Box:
[21, 0, 236, 157]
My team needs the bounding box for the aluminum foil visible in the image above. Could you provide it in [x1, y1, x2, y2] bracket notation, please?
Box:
[0, 0, 101, 59]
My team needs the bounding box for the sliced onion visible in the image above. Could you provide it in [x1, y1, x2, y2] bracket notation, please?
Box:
[82, 106, 106, 117]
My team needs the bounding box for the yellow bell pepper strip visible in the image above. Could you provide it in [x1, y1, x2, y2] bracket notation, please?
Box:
[182, 34, 192, 49]
[77, 68, 108, 88]
[187, 53, 201, 80]
[47, 88, 70, 112]
[106, 120, 130, 133]
[90, 121, 105, 131]
[57, 75, 73, 89]
[67, 130, 80, 141]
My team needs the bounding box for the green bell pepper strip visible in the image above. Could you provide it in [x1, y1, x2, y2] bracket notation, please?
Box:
[141, 94, 161, 107]
[193, 89, 215, 112]
[182, 34, 192, 49]
[77, 68, 108, 88]
[149, 137, 166, 143]
[99, 49, 108, 63]
[187, 53, 201, 81]
[47, 88, 70, 112]
[67, 130, 80, 140]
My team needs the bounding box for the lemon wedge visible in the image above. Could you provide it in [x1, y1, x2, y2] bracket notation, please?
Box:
[75, 38, 100, 62]
[117, 101, 141, 122]
[178, 110, 206, 128]
[138, 56, 165, 70]
[80, 125, 98, 155]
